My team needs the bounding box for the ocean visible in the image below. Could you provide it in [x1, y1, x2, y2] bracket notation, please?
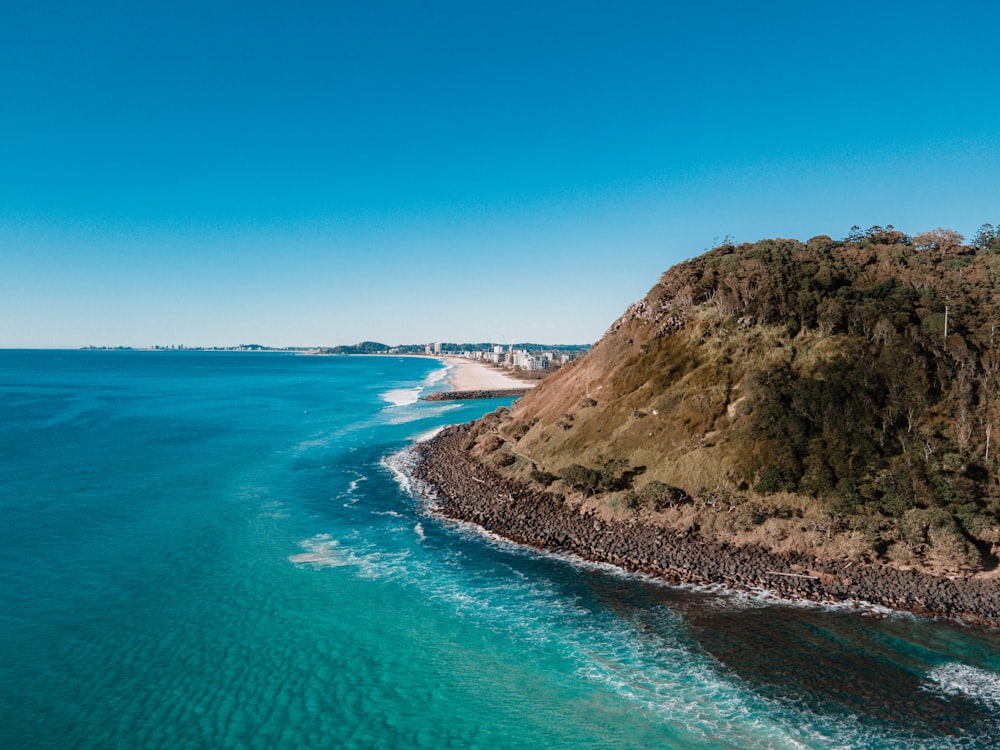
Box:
[1, 350, 998, 749]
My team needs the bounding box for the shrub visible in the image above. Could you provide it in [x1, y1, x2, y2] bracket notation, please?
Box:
[834, 479, 865, 514]
[754, 466, 795, 495]
[493, 452, 515, 467]
[506, 421, 532, 440]
[732, 502, 771, 530]
[530, 468, 558, 486]
[621, 490, 643, 511]
[562, 464, 601, 495]
[481, 435, 503, 453]
[639, 481, 690, 510]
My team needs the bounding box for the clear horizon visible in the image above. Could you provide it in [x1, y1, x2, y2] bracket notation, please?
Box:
[3, 1, 999, 349]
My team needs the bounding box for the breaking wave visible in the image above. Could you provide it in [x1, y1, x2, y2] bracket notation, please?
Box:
[924, 662, 1000, 709]
[380, 387, 422, 407]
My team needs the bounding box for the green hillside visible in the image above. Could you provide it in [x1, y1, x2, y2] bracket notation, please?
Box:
[465, 225, 1000, 575]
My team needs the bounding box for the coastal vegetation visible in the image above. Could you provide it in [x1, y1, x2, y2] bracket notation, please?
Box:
[459, 225, 1000, 576]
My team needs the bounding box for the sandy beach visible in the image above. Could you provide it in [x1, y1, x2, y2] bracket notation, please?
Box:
[440, 356, 536, 392]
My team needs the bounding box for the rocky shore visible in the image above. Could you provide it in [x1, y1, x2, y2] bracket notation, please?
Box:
[423, 388, 531, 401]
[416, 423, 1000, 627]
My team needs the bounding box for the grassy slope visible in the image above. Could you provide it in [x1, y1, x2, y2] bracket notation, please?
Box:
[472, 234, 1000, 575]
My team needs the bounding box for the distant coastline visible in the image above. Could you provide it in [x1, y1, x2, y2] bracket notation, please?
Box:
[80, 345, 308, 352]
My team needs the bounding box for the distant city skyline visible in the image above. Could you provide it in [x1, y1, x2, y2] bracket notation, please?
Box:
[3, 1, 999, 349]
[79, 339, 592, 352]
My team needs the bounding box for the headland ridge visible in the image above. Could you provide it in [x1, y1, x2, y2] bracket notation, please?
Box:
[417, 224, 1000, 624]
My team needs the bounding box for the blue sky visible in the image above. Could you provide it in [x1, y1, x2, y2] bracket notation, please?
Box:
[3, 1, 998, 348]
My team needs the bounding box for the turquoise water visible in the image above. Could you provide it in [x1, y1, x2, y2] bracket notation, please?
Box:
[1, 351, 998, 749]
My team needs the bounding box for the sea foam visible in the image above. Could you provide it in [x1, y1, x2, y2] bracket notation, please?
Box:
[423, 365, 451, 388]
[289, 533, 411, 577]
[289, 534, 353, 568]
[380, 387, 422, 407]
[383, 403, 460, 425]
[924, 662, 1000, 709]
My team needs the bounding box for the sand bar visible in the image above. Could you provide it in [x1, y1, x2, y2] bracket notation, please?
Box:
[440, 356, 536, 392]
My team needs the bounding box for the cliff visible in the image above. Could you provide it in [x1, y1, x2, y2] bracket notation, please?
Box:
[443, 228, 1000, 579]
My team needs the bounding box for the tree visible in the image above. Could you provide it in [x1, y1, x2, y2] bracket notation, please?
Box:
[973, 224, 999, 251]
[865, 225, 909, 245]
[816, 298, 844, 335]
[561, 464, 601, 495]
[912, 228, 965, 252]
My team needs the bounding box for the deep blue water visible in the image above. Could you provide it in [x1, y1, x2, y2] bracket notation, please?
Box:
[1, 350, 998, 749]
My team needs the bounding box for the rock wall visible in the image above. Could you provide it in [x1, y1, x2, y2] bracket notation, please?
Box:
[422, 388, 530, 401]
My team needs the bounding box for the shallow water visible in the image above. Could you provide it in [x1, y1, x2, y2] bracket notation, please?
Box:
[1, 350, 997, 749]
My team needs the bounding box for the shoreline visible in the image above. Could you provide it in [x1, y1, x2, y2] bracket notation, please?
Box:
[437, 355, 538, 392]
[415, 423, 1000, 629]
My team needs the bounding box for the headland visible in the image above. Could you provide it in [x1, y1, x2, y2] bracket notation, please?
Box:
[415, 228, 1000, 627]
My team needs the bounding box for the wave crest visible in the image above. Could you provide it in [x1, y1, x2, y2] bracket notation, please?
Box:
[924, 662, 1000, 709]
[380, 387, 421, 407]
